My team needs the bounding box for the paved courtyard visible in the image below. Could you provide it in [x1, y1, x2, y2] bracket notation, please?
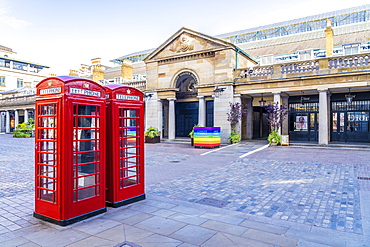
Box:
[0, 133, 370, 246]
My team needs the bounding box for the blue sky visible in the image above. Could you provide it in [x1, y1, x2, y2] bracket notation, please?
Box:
[1, 0, 369, 75]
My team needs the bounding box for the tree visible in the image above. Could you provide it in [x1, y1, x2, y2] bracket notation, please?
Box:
[266, 102, 288, 145]
[226, 102, 247, 143]
[226, 102, 247, 129]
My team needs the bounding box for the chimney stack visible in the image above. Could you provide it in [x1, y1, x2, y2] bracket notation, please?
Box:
[325, 19, 334, 57]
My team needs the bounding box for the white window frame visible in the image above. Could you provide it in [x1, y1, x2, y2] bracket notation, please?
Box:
[343, 43, 360, 56]
[260, 54, 274, 65]
[298, 49, 313, 61]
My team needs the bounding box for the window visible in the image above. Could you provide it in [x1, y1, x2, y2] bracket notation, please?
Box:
[13, 61, 28, 71]
[17, 79, 23, 88]
[260, 55, 274, 65]
[298, 50, 313, 60]
[0, 76, 5, 86]
[343, 43, 360, 56]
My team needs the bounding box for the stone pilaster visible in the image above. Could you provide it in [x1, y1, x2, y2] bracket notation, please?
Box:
[319, 89, 329, 145]
[282, 95, 289, 135]
[245, 97, 253, 140]
[157, 100, 163, 138]
[24, 109, 28, 123]
[167, 98, 176, 140]
[14, 110, 19, 127]
[6, 111, 10, 133]
[197, 96, 206, 127]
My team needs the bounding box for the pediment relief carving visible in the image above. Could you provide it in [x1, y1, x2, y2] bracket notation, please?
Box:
[152, 31, 229, 60]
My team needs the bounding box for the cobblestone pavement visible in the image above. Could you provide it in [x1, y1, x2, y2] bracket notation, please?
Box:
[1, 134, 370, 246]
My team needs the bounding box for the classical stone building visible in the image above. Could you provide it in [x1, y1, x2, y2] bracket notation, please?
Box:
[110, 4, 370, 144]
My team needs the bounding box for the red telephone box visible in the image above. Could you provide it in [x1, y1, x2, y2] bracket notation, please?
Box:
[105, 85, 145, 207]
[34, 76, 107, 226]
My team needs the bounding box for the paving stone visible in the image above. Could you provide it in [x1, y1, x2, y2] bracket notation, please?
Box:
[169, 205, 206, 216]
[120, 213, 154, 225]
[201, 219, 248, 236]
[135, 234, 183, 246]
[134, 216, 186, 235]
[71, 218, 121, 235]
[222, 233, 273, 247]
[201, 232, 239, 247]
[66, 236, 118, 247]
[23, 228, 89, 247]
[1, 236, 30, 247]
[240, 218, 288, 234]
[242, 229, 299, 247]
[169, 225, 216, 246]
[152, 209, 177, 217]
[168, 213, 208, 226]
[200, 212, 244, 225]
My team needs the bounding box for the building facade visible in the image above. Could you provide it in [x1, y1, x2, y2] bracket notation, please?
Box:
[0, 45, 50, 133]
[110, 5, 369, 144]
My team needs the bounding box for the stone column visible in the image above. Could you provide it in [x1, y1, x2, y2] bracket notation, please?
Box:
[273, 92, 282, 135]
[24, 109, 29, 123]
[233, 94, 242, 134]
[282, 95, 289, 135]
[167, 98, 176, 140]
[245, 97, 253, 140]
[0, 112, 3, 132]
[318, 89, 329, 145]
[197, 96, 206, 127]
[14, 110, 19, 127]
[6, 111, 10, 133]
[157, 100, 163, 138]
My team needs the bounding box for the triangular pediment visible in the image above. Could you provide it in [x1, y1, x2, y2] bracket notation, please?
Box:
[144, 27, 237, 62]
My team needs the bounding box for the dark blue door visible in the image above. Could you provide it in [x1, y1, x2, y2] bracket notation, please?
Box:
[175, 102, 198, 137]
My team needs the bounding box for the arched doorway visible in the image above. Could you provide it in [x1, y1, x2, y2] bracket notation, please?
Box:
[174, 71, 199, 137]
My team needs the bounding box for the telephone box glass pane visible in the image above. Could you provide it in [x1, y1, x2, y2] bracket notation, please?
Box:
[118, 107, 140, 189]
[72, 103, 101, 201]
[36, 103, 58, 203]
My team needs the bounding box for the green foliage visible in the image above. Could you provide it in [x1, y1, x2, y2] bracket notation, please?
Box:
[144, 127, 160, 138]
[267, 130, 281, 145]
[13, 119, 35, 138]
[228, 129, 241, 144]
[188, 124, 202, 137]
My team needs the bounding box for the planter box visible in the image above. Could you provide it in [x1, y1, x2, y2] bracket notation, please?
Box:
[145, 136, 160, 143]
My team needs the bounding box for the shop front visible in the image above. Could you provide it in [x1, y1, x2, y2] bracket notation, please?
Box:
[331, 92, 370, 143]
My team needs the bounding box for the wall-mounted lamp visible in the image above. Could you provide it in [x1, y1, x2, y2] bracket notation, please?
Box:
[345, 88, 355, 105]
[144, 93, 153, 101]
[213, 86, 225, 98]
[259, 94, 266, 106]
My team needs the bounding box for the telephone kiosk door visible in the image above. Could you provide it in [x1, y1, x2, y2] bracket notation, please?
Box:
[34, 76, 107, 226]
[105, 84, 145, 207]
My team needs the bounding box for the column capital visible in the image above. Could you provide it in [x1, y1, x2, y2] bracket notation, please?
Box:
[318, 88, 329, 93]
[272, 91, 281, 96]
[196, 96, 205, 99]
[167, 98, 176, 101]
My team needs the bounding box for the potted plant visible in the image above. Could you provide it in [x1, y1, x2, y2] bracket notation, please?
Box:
[228, 129, 241, 144]
[188, 124, 202, 146]
[13, 119, 34, 138]
[145, 127, 160, 143]
[267, 130, 281, 146]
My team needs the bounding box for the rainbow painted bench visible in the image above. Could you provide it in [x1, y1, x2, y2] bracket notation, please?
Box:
[193, 127, 221, 148]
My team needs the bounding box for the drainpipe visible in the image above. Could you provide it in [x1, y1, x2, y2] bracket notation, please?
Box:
[235, 47, 240, 69]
